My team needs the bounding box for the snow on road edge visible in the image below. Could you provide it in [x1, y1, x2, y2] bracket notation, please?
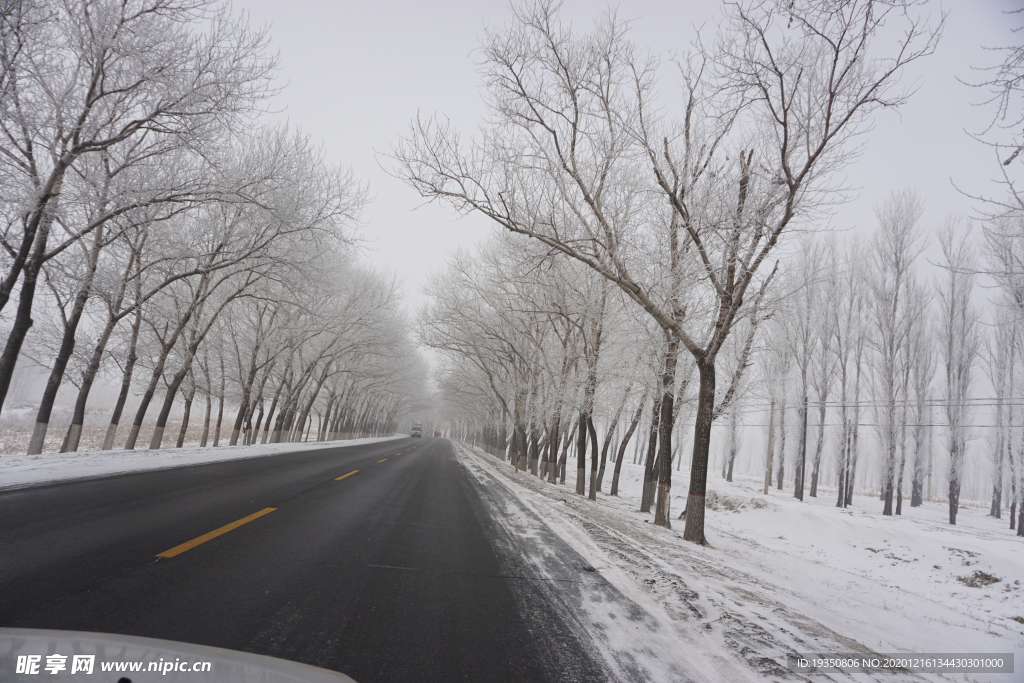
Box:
[0, 435, 404, 490]
[453, 441, 767, 683]
[450, 442, 1010, 683]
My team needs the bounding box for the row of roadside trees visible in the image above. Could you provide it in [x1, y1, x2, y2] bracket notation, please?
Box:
[394, 0, 944, 544]
[0, 0, 428, 453]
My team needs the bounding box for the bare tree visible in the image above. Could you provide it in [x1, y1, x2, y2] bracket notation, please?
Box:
[0, 0, 277, 417]
[393, 0, 940, 542]
[828, 240, 867, 508]
[938, 220, 981, 525]
[866, 189, 927, 516]
[959, 8, 1024, 219]
[908, 314, 936, 508]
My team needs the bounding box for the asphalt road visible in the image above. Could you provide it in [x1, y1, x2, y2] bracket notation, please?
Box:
[0, 437, 613, 682]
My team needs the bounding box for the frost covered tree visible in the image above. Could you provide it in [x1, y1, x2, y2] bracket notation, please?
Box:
[0, 0, 277, 417]
[866, 190, 928, 516]
[394, 0, 941, 543]
[938, 221, 980, 526]
[982, 213, 1024, 533]
[829, 240, 867, 508]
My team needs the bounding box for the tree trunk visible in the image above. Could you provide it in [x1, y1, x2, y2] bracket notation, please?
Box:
[776, 399, 786, 489]
[896, 448, 907, 515]
[104, 306, 143, 450]
[213, 356, 225, 447]
[262, 369, 289, 444]
[725, 404, 738, 483]
[28, 231, 103, 454]
[547, 415, 560, 484]
[229, 399, 249, 446]
[795, 391, 808, 501]
[558, 418, 573, 484]
[611, 397, 644, 497]
[575, 410, 587, 494]
[640, 397, 661, 513]
[837, 422, 850, 507]
[176, 379, 196, 448]
[809, 399, 827, 497]
[683, 359, 715, 545]
[0, 174, 64, 420]
[948, 458, 960, 525]
[529, 427, 541, 476]
[124, 314, 197, 450]
[846, 416, 860, 507]
[150, 365, 191, 449]
[587, 415, 599, 501]
[596, 431, 612, 491]
[201, 389, 212, 446]
[653, 341, 679, 528]
[764, 400, 775, 495]
[63, 311, 120, 452]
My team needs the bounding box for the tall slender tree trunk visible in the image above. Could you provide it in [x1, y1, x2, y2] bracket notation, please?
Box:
[529, 427, 541, 476]
[587, 416, 600, 501]
[262, 369, 289, 444]
[201, 391, 212, 446]
[213, 355, 225, 447]
[837, 422, 850, 507]
[597, 387, 630, 491]
[125, 307, 201, 450]
[640, 396, 661, 513]
[575, 410, 587, 494]
[682, 359, 715, 545]
[764, 400, 775, 495]
[611, 397, 645, 497]
[230, 398, 250, 446]
[596, 431, 612, 491]
[547, 416, 560, 484]
[28, 229, 104, 454]
[0, 173, 65, 420]
[63, 309, 121, 452]
[103, 306, 143, 450]
[725, 404, 738, 482]
[559, 418, 573, 484]
[795, 388, 808, 501]
[777, 399, 787, 489]
[176, 377, 196, 448]
[809, 399, 827, 497]
[653, 340, 679, 528]
[949, 449, 960, 525]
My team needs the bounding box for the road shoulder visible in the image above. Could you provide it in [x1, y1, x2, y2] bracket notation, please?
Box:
[453, 442, 750, 683]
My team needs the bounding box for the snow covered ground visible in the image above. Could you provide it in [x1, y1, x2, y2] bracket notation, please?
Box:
[0, 435, 404, 490]
[454, 443, 1024, 683]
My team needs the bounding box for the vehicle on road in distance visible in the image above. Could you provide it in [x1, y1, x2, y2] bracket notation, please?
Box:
[434, 431, 442, 437]
[411, 423, 422, 438]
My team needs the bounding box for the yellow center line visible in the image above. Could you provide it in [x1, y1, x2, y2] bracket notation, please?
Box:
[335, 469, 359, 480]
[378, 458, 388, 463]
[157, 507, 276, 558]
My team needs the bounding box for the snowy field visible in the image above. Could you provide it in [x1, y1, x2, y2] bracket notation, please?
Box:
[0, 435, 404, 490]
[454, 443, 1024, 683]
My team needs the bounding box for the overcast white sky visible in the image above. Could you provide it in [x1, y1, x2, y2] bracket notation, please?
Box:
[234, 0, 1016, 314]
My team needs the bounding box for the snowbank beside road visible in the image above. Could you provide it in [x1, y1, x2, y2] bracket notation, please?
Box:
[455, 443, 1024, 683]
[0, 435, 404, 490]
